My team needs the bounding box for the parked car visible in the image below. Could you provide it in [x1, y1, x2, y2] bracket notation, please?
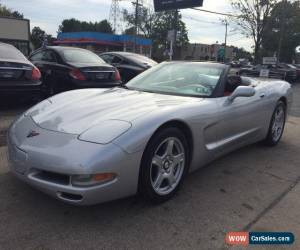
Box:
[99, 52, 157, 82]
[293, 64, 300, 79]
[277, 63, 298, 82]
[230, 61, 241, 68]
[240, 64, 297, 83]
[29, 46, 121, 96]
[8, 62, 292, 205]
[283, 63, 300, 80]
[0, 42, 42, 96]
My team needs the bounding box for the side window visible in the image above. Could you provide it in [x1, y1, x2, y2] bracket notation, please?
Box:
[112, 56, 122, 64]
[30, 51, 44, 61]
[100, 54, 114, 63]
[42, 50, 57, 63]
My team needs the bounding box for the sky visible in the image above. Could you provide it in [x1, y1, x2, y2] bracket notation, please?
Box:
[2, 0, 252, 51]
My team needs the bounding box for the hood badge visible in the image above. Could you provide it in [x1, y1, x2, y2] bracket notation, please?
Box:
[27, 130, 40, 138]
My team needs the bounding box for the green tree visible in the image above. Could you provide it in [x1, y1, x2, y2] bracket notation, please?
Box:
[123, 6, 155, 38]
[31, 26, 53, 49]
[124, 26, 136, 35]
[234, 47, 253, 61]
[230, 0, 278, 63]
[262, 1, 300, 62]
[0, 3, 23, 18]
[152, 10, 189, 59]
[123, 4, 189, 60]
[58, 18, 113, 33]
[95, 20, 113, 33]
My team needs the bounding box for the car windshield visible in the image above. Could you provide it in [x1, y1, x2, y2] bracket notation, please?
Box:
[126, 62, 223, 97]
[127, 54, 157, 66]
[62, 49, 105, 63]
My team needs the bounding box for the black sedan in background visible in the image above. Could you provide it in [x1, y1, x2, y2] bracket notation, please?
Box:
[0, 42, 42, 96]
[239, 64, 297, 83]
[29, 46, 121, 96]
[99, 52, 157, 82]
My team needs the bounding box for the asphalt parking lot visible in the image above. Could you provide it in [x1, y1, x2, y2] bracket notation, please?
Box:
[0, 84, 300, 250]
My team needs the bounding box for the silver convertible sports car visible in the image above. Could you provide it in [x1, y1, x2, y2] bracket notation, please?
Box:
[8, 62, 292, 205]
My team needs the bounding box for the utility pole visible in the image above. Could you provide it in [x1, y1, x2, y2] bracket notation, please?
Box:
[133, 0, 141, 53]
[224, 20, 228, 63]
[277, 0, 287, 63]
[173, 9, 178, 60]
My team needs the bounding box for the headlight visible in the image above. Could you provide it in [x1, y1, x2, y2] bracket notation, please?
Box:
[78, 120, 132, 144]
[71, 173, 117, 187]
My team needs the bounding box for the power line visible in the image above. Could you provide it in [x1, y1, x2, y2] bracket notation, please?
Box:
[182, 16, 222, 25]
[227, 32, 241, 37]
[191, 7, 238, 17]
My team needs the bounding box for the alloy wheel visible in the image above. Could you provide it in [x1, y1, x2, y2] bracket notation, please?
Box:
[272, 105, 285, 142]
[150, 137, 185, 196]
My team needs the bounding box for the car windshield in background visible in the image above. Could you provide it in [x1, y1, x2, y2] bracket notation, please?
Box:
[126, 62, 222, 97]
[0, 44, 26, 61]
[62, 49, 105, 63]
[127, 54, 157, 66]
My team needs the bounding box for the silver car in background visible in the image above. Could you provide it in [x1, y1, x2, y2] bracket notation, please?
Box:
[7, 62, 293, 205]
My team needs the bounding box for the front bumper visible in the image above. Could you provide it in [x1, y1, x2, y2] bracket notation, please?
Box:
[7, 115, 141, 205]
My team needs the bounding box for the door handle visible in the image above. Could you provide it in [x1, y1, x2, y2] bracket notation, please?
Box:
[260, 93, 266, 98]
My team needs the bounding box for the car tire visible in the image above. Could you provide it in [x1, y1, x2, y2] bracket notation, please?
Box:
[42, 76, 57, 97]
[139, 127, 189, 203]
[264, 101, 286, 146]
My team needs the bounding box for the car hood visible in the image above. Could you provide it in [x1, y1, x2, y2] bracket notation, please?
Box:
[28, 88, 195, 134]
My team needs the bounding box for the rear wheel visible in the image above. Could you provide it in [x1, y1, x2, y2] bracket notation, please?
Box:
[42, 76, 57, 97]
[139, 127, 189, 203]
[264, 101, 286, 146]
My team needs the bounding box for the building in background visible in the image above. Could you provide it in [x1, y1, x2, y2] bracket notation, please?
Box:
[181, 42, 235, 62]
[0, 17, 30, 56]
[54, 32, 152, 56]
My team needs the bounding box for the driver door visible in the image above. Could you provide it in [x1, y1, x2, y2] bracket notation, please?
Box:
[214, 86, 269, 155]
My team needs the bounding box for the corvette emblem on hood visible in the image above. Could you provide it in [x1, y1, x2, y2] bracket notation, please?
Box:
[27, 130, 40, 138]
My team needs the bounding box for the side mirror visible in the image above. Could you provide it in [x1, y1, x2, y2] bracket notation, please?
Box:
[228, 86, 255, 102]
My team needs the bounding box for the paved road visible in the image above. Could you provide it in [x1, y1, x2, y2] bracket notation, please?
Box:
[0, 85, 299, 250]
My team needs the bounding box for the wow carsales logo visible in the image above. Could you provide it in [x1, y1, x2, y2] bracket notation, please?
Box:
[225, 232, 295, 246]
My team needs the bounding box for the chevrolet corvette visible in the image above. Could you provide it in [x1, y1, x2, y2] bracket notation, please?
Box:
[7, 62, 293, 205]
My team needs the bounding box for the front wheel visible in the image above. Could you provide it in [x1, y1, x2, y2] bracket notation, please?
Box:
[264, 101, 286, 146]
[139, 127, 189, 203]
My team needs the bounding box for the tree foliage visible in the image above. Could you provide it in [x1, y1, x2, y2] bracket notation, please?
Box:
[235, 47, 253, 61]
[58, 18, 113, 34]
[123, 5, 189, 60]
[230, 0, 278, 63]
[0, 3, 23, 18]
[123, 6, 155, 38]
[31, 26, 54, 49]
[262, 1, 300, 62]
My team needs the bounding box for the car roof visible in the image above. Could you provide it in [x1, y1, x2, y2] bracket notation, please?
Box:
[46, 46, 90, 52]
[101, 51, 147, 57]
[32, 46, 91, 54]
[0, 42, 18, 50]
[0, 42, 29, 63]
